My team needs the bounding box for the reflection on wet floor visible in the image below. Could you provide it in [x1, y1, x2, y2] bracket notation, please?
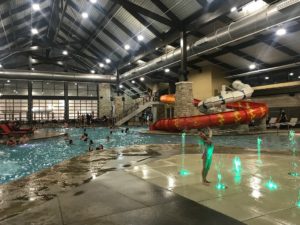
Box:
[127, 152, 300, 224]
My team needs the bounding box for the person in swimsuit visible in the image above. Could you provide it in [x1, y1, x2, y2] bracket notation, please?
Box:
[199, 127, 214, 184]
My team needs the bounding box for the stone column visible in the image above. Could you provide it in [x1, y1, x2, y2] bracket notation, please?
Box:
[174, 81, 198, 117]
[114, 96, 123, 117]
[256, 117, 267, 131]
[98, 83, 111, 118]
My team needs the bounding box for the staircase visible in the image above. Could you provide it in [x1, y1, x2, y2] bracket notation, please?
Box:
[115, 101, 161, 126]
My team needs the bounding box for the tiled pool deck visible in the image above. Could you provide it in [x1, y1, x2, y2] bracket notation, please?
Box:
[0, 143, 299, 225]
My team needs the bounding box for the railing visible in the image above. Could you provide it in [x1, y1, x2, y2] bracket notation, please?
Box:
[115, 96, 152, 122]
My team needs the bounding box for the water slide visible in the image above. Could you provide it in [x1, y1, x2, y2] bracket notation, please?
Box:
[150, 81, 268, 132]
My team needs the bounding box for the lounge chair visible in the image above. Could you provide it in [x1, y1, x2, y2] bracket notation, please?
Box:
[267, 117, 279, 128]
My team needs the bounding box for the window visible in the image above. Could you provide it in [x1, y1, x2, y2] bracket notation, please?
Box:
[32, 99, 65, 120]
[69, 100, 98, 119]
[68, 82, 97, 97]
[0, 99, 28, 121]
[0, 80, 28, 95]
[32, 81, 64, 96]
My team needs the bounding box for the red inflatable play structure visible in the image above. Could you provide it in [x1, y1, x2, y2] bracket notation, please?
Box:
[150, 96, 268, 132]
[0, 124, 33, 136]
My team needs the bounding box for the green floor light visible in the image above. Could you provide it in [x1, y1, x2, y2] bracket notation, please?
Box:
[257, 137, 262, 164]
[296, 190, 300, 208]
[179, 132, 190, 176]
[288, 130, 299, 177]
[232, 156, 242, 184]
[265, 176, 278, 191]
[215, 173, 226, 190]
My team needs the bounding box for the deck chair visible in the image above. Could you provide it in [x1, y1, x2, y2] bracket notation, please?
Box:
[267, 117, 279, 128]
[287, 118, 298, 129]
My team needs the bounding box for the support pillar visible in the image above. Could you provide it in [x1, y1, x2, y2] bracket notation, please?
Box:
[179, 29, 188, 81]
[114, 96, 123, 117]
[64, 82, 69, 121]
[174, 82, 198, 117]
[98, 83, 111, 118]
[27, 81, 33, 123]
[257, 117, 267, 131]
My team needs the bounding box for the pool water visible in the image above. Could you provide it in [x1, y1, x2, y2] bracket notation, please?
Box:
[0, 127, 298, 184]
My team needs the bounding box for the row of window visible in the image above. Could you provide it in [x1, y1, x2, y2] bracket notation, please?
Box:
[0, 80, 98, 97]
[0, 99, 98, 121]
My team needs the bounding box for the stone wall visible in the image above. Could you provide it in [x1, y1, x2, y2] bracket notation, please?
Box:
[98, 83, 111, 118]
[174, 82, 199, 117]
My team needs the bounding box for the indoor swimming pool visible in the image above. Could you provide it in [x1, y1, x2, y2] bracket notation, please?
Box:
[0, 127, 298, 184]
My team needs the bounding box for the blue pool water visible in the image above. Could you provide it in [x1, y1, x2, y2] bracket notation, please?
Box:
[0, 127, 298, 184]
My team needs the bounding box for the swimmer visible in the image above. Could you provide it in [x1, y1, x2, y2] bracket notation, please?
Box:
[6, 137, 17, 146]
[69, 139, 73, 145]
[125, 127, 129, 133]
[96, 144, 104, 150]
[88, 140, 94, 151]
[106, 136, 110, 142]
[19, 134, 29, 144]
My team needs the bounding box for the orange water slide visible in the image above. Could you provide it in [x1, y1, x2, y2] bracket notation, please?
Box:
[150, 96, 268, 132]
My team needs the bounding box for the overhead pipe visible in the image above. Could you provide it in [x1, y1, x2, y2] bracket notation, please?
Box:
[120, 0, 300, 81]
[0, 70, 116, 83]
[226, 61, 300, 78]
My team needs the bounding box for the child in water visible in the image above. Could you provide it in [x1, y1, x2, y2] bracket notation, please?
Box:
[199, 127, 214, 184]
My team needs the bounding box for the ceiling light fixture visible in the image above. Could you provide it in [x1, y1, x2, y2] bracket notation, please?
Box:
[289, 72, 294, 76]
[164, 68, 170, 73]
[0, 64, 2, 68]
[265, 76, 269, 80]
[31, 46, 38, 50]
[90, 0, 97, 3]
[62, 50, 68, 55]
[119, 84, 123, 88]
[31, 68, 35, 71]
[140, 77, 145, 81]
[105, 58, 111, 64]
[31, 28, 38, 35]
[99, 63, 104, 68]
[32, 3, 40, 11]
[249, 64, 256, 70]
[7, 80, 10, 83]
[81, 12, 88, 19]
[90, 70, 95, 74]
[137, 35, 144, 41]
[231, 7, 237, 12]
[131, 80, 135, 84]
[276, 28, 286, 36]
[124, 44, 130, 50]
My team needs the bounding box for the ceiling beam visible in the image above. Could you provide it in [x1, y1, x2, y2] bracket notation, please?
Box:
[150, 0, 181, 24]
[111, 0, 174, 27]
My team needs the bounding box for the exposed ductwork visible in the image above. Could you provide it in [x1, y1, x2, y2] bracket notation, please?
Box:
[0, 70, 116, 83]
[226, 61, 300, 78]
[120, 0, 300, 82]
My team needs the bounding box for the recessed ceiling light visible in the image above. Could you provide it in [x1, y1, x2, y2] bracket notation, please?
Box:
[31, 28, 38, 35]
[81, 12, 88, 19]
[249, 64, 256, 70]
[265, 76, 269, 80]
[0, 64, 2, 68]
[124, 44, 130, 50]
[31, 46, 38, 50]
[31, 68, 35, 71]
[298, 76, 300, 79]
[74, 82, 77, 85]
[231, 7, 237, 12]
[105, 58, 111, 64]
[62, 50, 68, 55]
[32, 3, 40, 11]
[155, 47, 159, 50]
[137, 35, 144, 41]
[164, 68, 170, 73]
[119, 84, 123, 88]
[99, 63, 104, 68]
[276, 28, 286, 36]
[289, 72, 294, 76]
[131, 80, 135, 84]
[90, 70, 95, 74]
[140, 77, 145, 81]
[90, 0, 97, 3]
[7, 80, 10, 83]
